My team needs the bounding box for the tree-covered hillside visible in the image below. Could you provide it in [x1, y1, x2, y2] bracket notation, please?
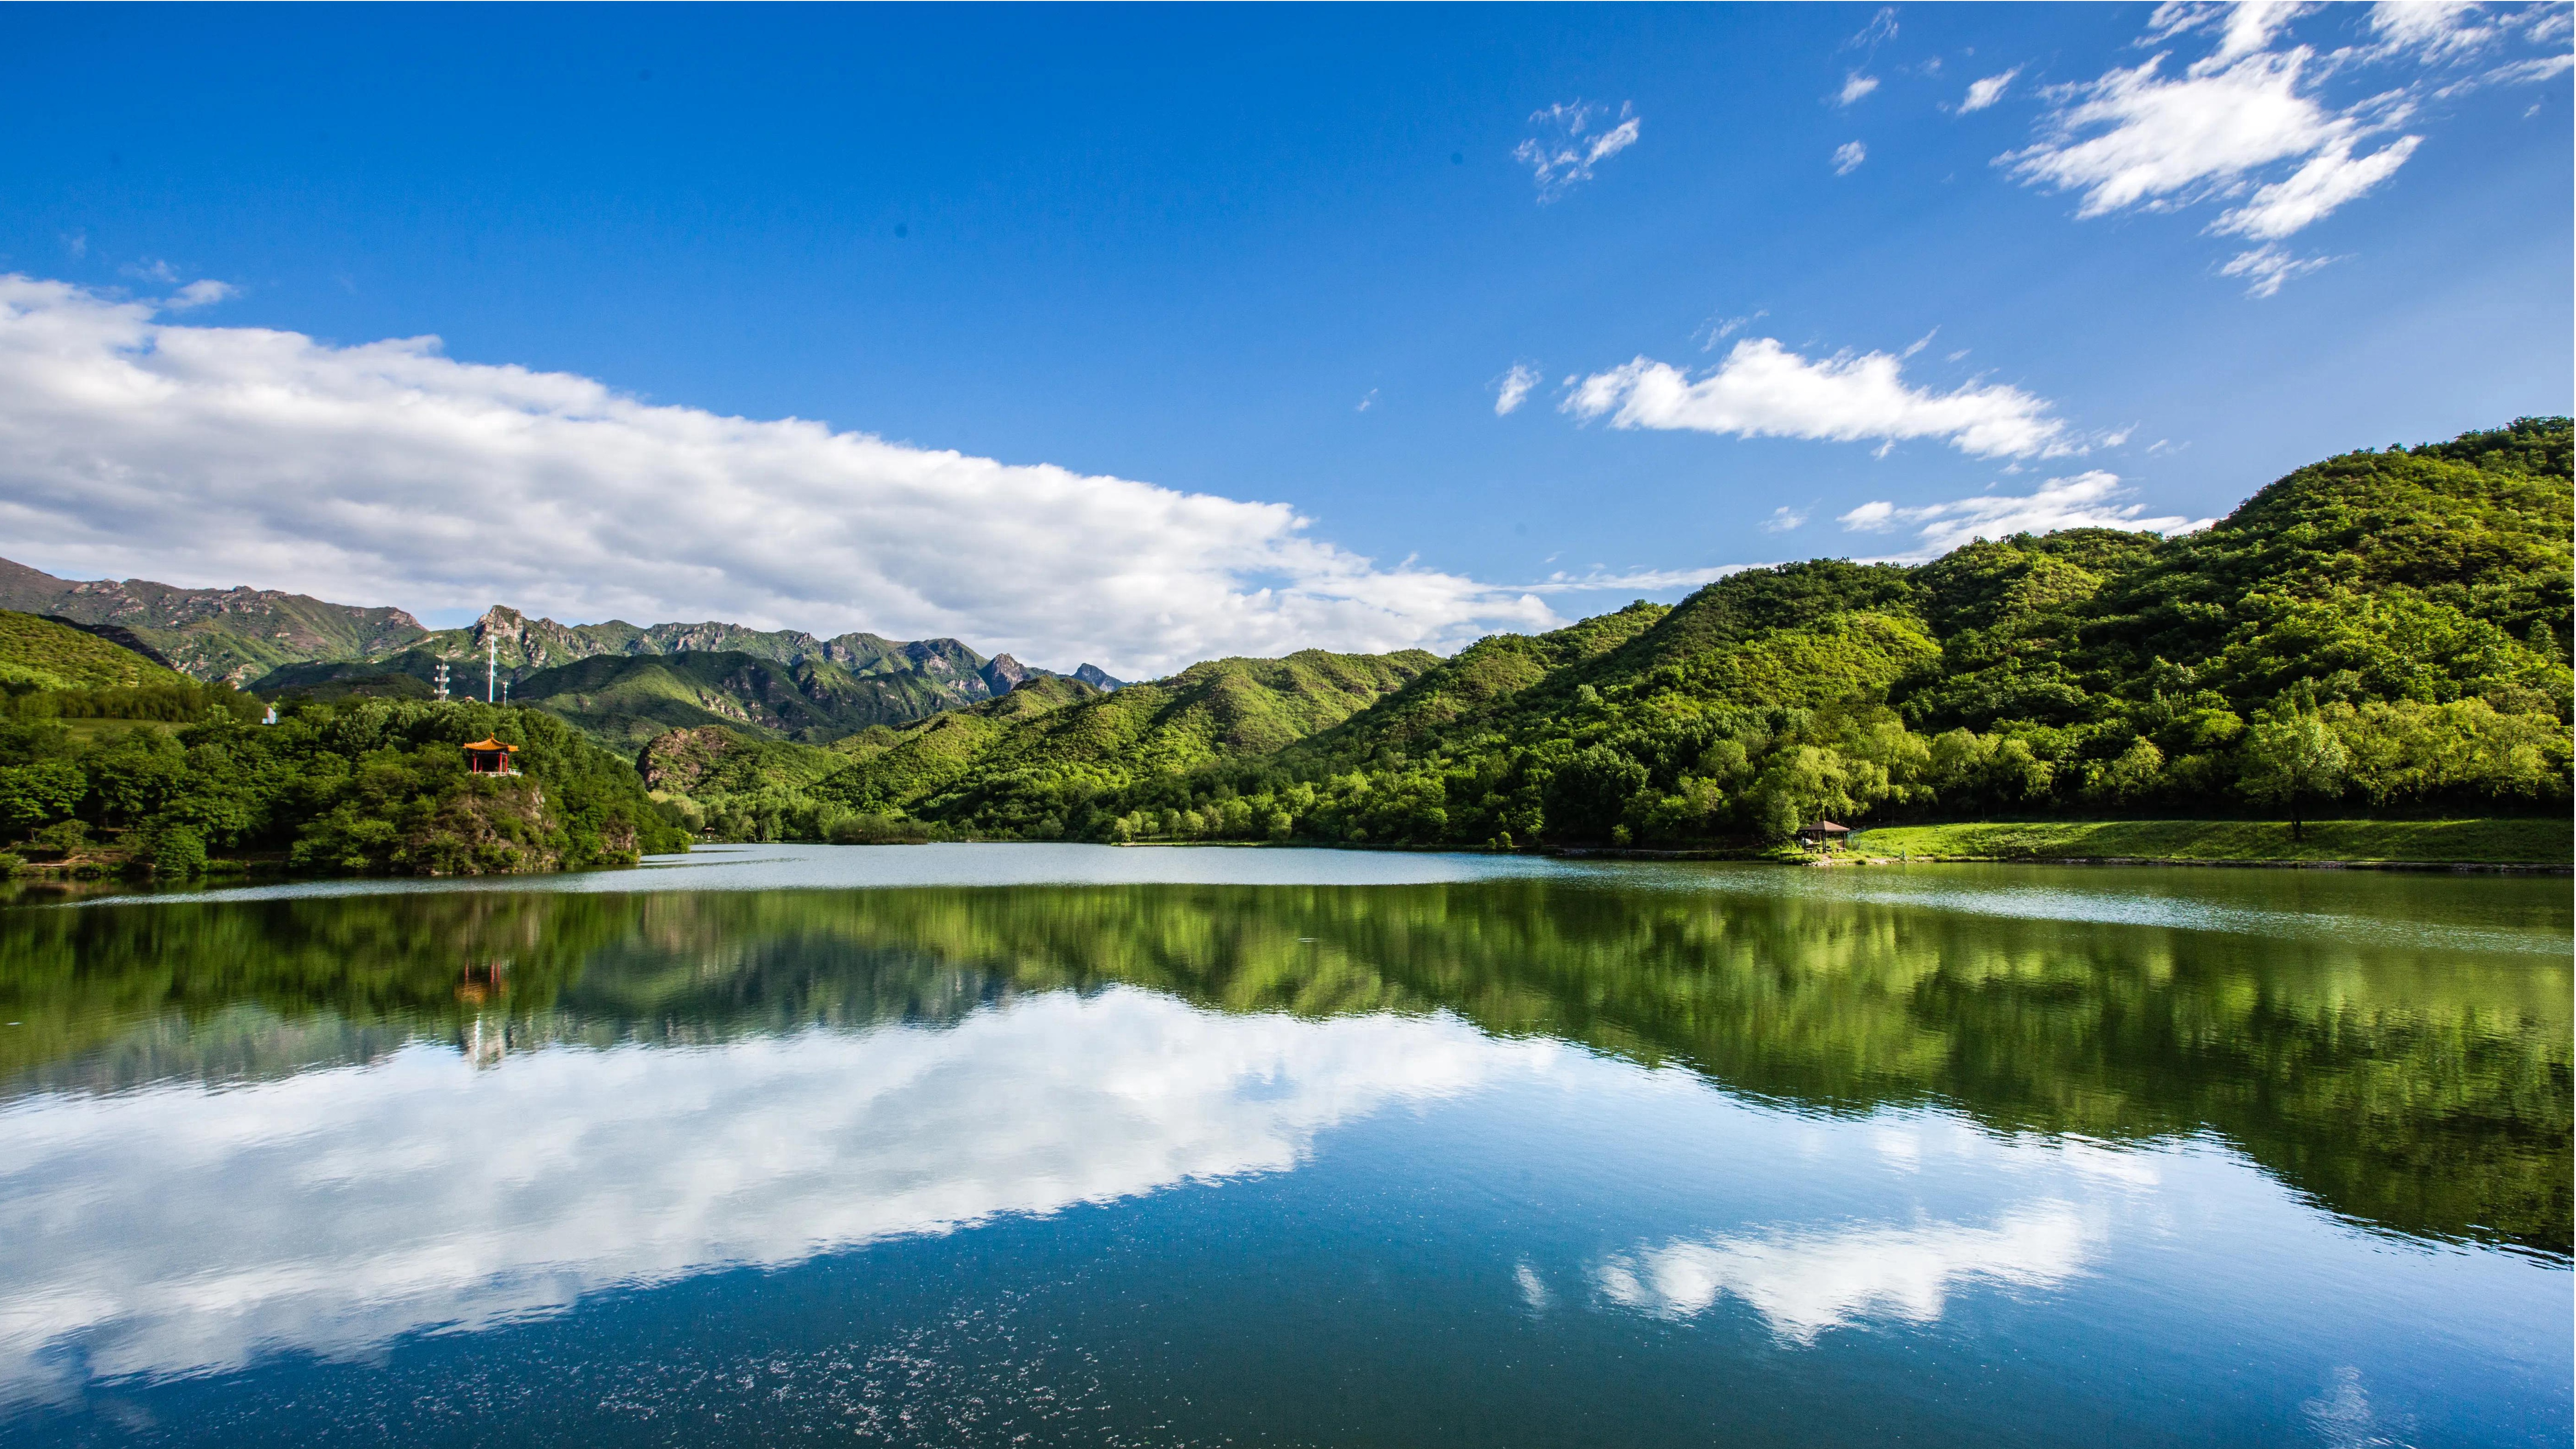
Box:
[639, 651, 1440, 842]
[0, 697, 688, 877]
[0, 610, 194, 692]
[648, 419, 2570, 849]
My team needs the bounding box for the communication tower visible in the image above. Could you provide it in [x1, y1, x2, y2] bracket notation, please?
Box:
[434, 661, 451, 701]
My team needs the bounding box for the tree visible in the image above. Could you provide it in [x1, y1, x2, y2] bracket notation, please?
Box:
[2239, 712, 2350, 840]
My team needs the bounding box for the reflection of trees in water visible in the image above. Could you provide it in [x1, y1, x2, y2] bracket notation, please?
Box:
[2, 879, 2565, 1255]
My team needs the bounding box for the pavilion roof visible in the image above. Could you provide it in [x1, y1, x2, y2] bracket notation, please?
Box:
[460, 737, 518, 752]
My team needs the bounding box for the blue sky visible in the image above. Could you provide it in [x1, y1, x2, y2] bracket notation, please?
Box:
[0, 3, 2566, 673]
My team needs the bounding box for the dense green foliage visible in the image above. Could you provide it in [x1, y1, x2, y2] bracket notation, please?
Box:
[6, 871, 2564, 1253]
[641, 651, 1441, 842]
[696, 420, 2567, 848]
[0, 610, 195, 692]
[0, 698, 688, 877]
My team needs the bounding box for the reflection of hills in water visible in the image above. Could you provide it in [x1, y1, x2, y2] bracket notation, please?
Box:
[2, 876, 2566, 1255]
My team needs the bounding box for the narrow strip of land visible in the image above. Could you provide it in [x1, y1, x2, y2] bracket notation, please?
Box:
[1849, 819, 2572, 867]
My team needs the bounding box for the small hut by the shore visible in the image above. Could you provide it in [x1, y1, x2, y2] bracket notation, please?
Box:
[1796, 820, 1851, 852]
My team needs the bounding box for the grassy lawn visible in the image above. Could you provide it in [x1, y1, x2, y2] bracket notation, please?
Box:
[1848, 818, 2573, 866]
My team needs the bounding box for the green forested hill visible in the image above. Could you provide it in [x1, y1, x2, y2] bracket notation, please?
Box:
[658, 418, 2569, 849]
[638, 650, 1441, 840]
[0, 610, 194, 692]
[493, 650, 975, 751]
[816, 649, 1436, 830]
[0, 698, 688, 877]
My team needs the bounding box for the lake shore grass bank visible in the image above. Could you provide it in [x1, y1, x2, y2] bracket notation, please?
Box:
[1846, 818, 2572, 868]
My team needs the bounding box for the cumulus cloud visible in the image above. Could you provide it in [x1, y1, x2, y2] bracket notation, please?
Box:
[1960, 67, 2022, 112]
[0, 991, 1553, 1399]
[0, 276, 1561, 678]
[2218, 242, 2336, 296]
[1514, 101, 1642, 201]
[1494, 363, 1541, 416]
[1594, 1203, 2094, 1343]
[1837, 71, 1881, 106]
[1831, 140, 1869, 174]
[1836, 470, 2214, 556]
[1762, 505, 1811, 533]
[1564, 336, 2073, 459]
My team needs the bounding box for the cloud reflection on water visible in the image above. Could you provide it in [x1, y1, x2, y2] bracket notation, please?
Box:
[1594, 1204, 2096, 1343]
[0, 990, 1553, 1402]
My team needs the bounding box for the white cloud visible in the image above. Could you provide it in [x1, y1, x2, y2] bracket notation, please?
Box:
[164, 278, 237, 310]
[1987, 0, 2576, 293]
[2218, 242, 2335, 295]
[1848, 6, 1899, 50]
[1836, 470, 2215, 556]
[1695, 310, 1765, 351]
[2210, 134, 2420, 238]
[1837, 499, 1901, 532]
[1565, 336, 2072, 459]
[2369, 0, 2496, 59]
[0, 990, 1556, 1400]
[0, 276, 1561, 679]
[1523, 563, 1752, 595]
[1594, 1203, 2094, 1344]
[2003, 48, 2397, 221]
[1494, 363, 1540, 417]
[2475, 52, 2576, 86]
[1514, 101, 1643, 201]
[1762, 505, 1810, 533]
[2142, 1, 2318, 64]
[1831, 140, 1869, 174]
[1355, 387, 1379, 412]
[1838, 71, 1881, 106]
[1960, 67, 2022, 112]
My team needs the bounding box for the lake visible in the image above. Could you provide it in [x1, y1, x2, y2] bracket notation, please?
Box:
[1, 845, 2567, 1447]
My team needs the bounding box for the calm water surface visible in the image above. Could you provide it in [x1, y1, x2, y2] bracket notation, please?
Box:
[1, 845, 2567, 1446]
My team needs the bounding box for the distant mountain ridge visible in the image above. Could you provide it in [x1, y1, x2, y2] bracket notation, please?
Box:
[0, 557, 428, 684]
[0, 557, 1129, 746]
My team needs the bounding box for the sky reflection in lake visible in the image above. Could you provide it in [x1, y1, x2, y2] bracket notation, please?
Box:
[0, 850, 2565, 1446]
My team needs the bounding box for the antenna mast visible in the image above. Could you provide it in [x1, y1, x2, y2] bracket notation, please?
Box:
[487, 639, 497, 704]
[434, 661, 451, 701]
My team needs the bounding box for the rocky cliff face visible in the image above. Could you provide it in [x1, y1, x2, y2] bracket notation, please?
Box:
[637, 725, 738, 792]
[423, 606, 1029, 706]
[978, 654, 1033, 696]
[1072, 663, 1127, 691]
